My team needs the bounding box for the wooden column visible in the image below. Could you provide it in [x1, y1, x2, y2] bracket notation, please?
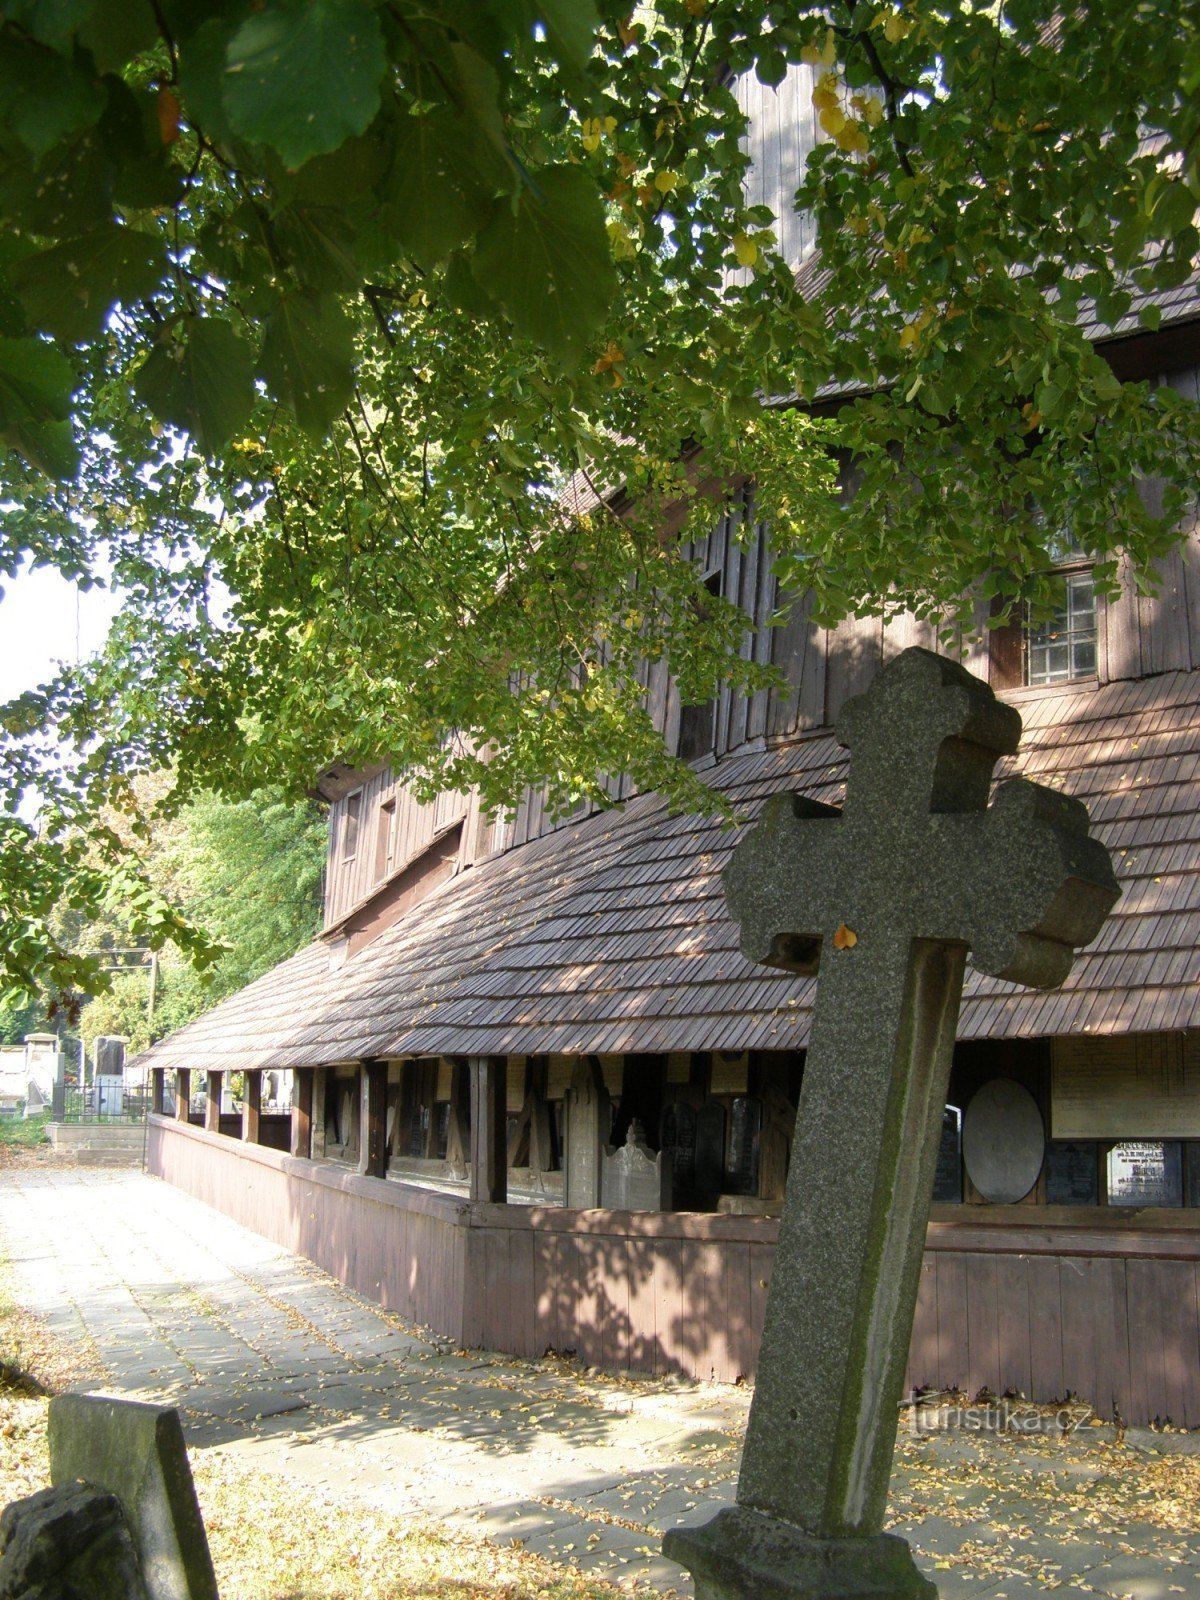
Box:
[175, 1068, 191, 1122]
[151, 1068, 165, 1116]
[311, 1068, 327, 1158]
[359, 1059, 388, 1178]
[291, 1069, 313, 1158]
[469, 1055, 508, 1204]
[241, 1070, 262, 1144]
[205, 1071, 222, 1133]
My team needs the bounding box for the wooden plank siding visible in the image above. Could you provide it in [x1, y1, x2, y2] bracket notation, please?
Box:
[150, 1116, 1200, 1424]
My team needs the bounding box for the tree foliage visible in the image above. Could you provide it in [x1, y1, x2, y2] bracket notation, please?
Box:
[0, 0, 1198, 1003]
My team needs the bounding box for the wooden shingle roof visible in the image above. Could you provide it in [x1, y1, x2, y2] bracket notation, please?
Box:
[136, 668, 1200, 1074]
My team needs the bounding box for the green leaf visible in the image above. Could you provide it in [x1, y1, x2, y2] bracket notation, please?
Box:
[472, 164, 615, 361]
[383, 111, 481, 267]
[76, 0, 158, 74]
[2, 0, 95, 47]
[177, 16, 239, 146]
[223, 0, 387, 169]
[135, 317, 257, 455]
[257, 289, 353, 433]
[272, 203, 360, 291]
[10, 226, 164, 343]
[0, 334, 78, 477]
[538, 0, 601, 76]
[0, 29, 105, 158]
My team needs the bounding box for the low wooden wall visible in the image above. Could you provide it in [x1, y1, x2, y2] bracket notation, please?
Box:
[147, 1117, 1200, 1426]
[147, 1116, 469, 1342]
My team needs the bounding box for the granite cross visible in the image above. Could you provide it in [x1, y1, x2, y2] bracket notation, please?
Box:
[666, 647, 1119, 1600]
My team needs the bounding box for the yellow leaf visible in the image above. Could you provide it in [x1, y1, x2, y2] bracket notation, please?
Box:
[883, 10, 911, 43]
[833, 923, 858, 950]
[654, 169, 680, 193]
[819, 105, 847, 136]
[733, 231, 759, 268]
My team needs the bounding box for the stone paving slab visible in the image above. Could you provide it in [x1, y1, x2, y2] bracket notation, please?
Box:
[2, 1168, 1199, 1598]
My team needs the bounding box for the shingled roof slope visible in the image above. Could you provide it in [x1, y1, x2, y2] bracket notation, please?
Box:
[135, 668, 1200, 1075]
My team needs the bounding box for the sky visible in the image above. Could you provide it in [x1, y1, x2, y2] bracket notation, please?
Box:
[0, 560, 121, 703]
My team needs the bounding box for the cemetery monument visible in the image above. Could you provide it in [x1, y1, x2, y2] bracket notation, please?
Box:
[666, 647, 1119, 1599]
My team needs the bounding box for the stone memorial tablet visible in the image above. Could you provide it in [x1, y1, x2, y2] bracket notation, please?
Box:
[661, 1102, 697, 1203]
[1188, 1144, 1200, 1209]
[694, 1101, 726, 1209]
[725, 1096, 762, 1196]
[1045, 1140, 1099, 1205]
[601, 1121, 670, 1210]
[1106, 1140, 1182, 1207]
[563, 1057, 611, 1208]
[931, 1107, 962, 1203]
[963, 1078, 1045, 1204]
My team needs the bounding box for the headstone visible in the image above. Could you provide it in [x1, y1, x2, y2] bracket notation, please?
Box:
[601, 1120, 671, 1210]
[962, 1078, 1045, 1204]
[661, 1102, 697, 1203]
[0, 1482, 150, 1600]
[96, 1076, 125, 1117]
[563, 1057, 611, 1208]
[1188, 1144, 1200, 1209]
[693, 1101, 726, 1208]
[931, 1107, 962, 1203]
[1045, 1140, 1099, 1205]
[665, 647, 1119, 1600]
[725, 1096, 762, 1196]
[93, 1036, 126, 1079]
[47, 1394, 219, 1600]
[1106, 1140, 1182, 1207]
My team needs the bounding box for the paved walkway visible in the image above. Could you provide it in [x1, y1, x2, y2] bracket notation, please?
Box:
[2, 1168, 1198, 1598]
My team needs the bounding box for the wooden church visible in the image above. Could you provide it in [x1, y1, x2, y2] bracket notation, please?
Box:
[137, 65, 1200, 1428]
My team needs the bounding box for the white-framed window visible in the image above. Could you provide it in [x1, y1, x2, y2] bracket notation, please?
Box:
[1025, 568, 1098, 686]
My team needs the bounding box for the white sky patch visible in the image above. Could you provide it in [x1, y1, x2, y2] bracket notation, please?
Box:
[0, 559, 122, 702]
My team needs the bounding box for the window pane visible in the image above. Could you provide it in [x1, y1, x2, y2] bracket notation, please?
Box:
[1025, 571, 1097, 686]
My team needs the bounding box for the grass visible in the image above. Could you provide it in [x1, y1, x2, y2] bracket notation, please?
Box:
[0, 1112, 49, 1152]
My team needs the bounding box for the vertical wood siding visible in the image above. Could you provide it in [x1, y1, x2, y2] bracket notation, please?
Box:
[737, 64, 823, 269]
[150, 1119, 1200, 1425]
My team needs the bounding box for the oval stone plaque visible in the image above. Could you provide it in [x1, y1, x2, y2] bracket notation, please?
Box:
[962, 1078, 1045, 1204]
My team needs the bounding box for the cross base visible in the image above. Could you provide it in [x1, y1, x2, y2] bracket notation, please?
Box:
[664, 1509, 936, 1600]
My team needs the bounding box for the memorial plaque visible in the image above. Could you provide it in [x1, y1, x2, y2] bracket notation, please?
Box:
[963, 1078, 1045, 1204]
[1188, 1144, 1200, 1209]
[563, 1057, 611, 1208]
[694, 1101, 726, 1208]
[1045, 1140, 1099, 1205]
[434, 1100, 451, 1160]
[661, 1102, 697, 1201]
[1106, 1140, 1182, 1207]
[601, 1121, 670, 1210]
[931, 1106, 962, 1203]
[725, 1096, 762, 1196]
[1052, 1033, 1200, 1139]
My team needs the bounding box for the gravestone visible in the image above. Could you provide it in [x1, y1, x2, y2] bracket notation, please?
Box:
[694, 1101, 727, 1208]
[931, 1107, 962, 1204]
[1045, 1140, 1099, 1205]
[0, 1482, 150, 1599]
[1106, 1140, 1182, 1207]
[93, 1036, 126, 1079]
[725, 1096, 762, 1196]
[47, 1393, 219, 1600]
[563, 1057, 612, 1208]
[601, 1120, 672, 1210]
[665, 647, 1119, 1600]
[962, 1079, 1045, 1204]
[661, 1102, 697, 1204]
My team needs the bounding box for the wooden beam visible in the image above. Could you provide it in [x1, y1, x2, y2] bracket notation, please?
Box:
[205, 1071, 222, 1133]
[310, 1068, 327, 1158]
[359, 1059, 388, 1178]
[291, 1069, 313, 1158]
[151, 1068, 165, 1116]
[242, 1070, 262, 1144]
[469, 1055, 508, 1204]
[175, 1068, 191, 1122]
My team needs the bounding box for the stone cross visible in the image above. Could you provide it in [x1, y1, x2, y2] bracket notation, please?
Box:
[666, 648, 1119, 1600]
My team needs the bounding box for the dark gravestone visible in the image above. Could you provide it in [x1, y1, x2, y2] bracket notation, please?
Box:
[694, 1102, 727, 1209]
[1188, 1144, 1200, 1209]
[1045, 1141, 1099, 1205]
[931, 1107, 962, 1203]
[1106, 1140, 1183, 1207]
[666, 647, 1119, 1600]
[563, 1058, 611, 1208]
[962, 1079, 1045, 1204]
[725, 1096, 762, 1196]
[661, 1103, 697, 1204]
[48, 1395, 218, 1600]
[94, 1036, 126, 1079]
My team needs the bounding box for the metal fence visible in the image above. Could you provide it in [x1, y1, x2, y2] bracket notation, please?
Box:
[49, 1083, 151, 1124]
